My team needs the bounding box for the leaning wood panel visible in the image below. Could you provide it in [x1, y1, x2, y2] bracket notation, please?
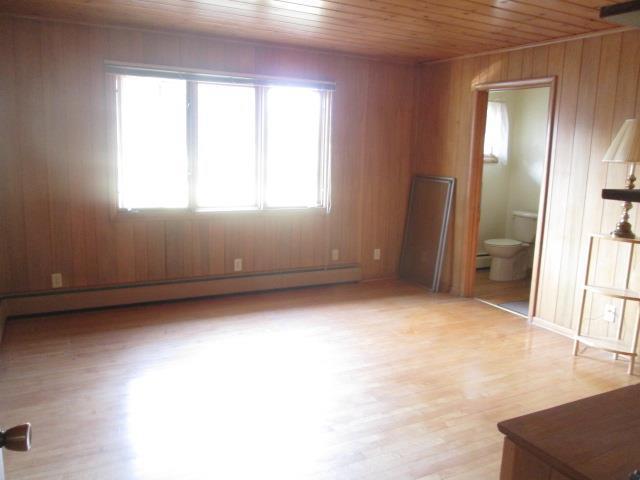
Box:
[400, 176, 454, 292]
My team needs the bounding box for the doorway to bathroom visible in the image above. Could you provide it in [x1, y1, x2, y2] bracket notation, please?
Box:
[465, 78, 556, 319]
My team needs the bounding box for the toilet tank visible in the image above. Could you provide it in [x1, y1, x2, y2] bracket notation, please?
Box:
[512, 210, 538, 243]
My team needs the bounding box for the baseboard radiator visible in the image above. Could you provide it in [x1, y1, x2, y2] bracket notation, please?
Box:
[1, 265, 362, 318]
[476, 253, 491, 269]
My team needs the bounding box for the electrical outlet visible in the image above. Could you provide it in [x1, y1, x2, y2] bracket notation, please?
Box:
[51, 273, 63, 289]
[233, 258, 243, 272]
[604, 304, 617, 323]
[373, 248, 381, 260]
[331, 249, 339, 261]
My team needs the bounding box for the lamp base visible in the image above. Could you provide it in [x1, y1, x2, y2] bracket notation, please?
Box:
[611, 220, 636, 239]
[610, 168, 637, 239]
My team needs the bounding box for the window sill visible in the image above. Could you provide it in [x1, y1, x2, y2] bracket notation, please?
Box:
[113, 206, 330, 221]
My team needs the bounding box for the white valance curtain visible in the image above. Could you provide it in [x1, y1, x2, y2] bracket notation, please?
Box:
[484, 101, 509, 164]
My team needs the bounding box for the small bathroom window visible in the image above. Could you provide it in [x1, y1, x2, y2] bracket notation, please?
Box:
[484, 101, 509, 164]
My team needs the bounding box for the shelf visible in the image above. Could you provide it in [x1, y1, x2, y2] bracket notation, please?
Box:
[577, 232, 640, 374]
[575, 335, 636, 356]
[591, 233, 640, 244]
[583, 285, 640, 301]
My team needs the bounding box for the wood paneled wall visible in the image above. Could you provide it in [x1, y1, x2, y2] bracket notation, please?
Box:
[0, 15, 415, 296]
[5, 13, 637, 338]
[413, 30, 640, 333]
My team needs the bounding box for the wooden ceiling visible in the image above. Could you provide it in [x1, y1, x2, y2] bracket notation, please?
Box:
[0, 0, 630, 62]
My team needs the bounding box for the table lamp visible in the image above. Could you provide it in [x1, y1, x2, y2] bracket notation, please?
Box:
[603, 119, 640, 238]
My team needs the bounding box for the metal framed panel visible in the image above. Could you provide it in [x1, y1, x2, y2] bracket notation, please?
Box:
[400, 175, 455, 292]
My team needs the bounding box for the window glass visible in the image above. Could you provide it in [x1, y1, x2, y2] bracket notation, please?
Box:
[197, 83, 257, 209]
[117, 75, 188, 209]
[483, 101, 509, 164]
[265, 87, 322, 208]
[114, 69, 331, 212]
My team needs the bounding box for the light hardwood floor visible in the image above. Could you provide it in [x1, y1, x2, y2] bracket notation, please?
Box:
[0, 280, 636, 480]
[473, 269, 531, 307]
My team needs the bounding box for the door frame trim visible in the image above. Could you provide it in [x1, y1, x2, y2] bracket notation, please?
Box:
[460, 76, 558, 321]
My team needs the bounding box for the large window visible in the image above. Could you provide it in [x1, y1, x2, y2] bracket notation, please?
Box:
[111, 65, 333, 212]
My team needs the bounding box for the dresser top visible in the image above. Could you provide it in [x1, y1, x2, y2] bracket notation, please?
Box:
[498, 384, 640, 480]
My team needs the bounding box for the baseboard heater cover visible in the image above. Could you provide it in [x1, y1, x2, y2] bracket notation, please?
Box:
[476, 253, 491, 269]
[3, 266, 361, 317]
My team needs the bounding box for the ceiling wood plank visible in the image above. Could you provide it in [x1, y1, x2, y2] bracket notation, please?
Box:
[0, 0, 627, 61]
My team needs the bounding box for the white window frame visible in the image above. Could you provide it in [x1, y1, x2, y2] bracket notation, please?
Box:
[108, 63, 334, 216]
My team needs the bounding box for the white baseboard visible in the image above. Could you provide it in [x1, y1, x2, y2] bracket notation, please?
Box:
[531, 316, 575, 339]
[3, 265, 361, 317]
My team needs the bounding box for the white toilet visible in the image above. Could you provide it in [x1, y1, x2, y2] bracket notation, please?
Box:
[484, 211, 538, 281]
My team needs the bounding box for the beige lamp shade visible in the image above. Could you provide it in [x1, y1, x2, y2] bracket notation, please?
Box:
[603, 119, 640, 163]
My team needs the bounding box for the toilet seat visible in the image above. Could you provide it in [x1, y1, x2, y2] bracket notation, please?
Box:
[485, 238, 522, 247]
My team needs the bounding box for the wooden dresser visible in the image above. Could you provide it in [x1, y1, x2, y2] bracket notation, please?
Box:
[498, 384, 640, 480]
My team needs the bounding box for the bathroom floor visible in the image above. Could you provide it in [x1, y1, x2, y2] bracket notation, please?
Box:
[474, 269, 531, 317]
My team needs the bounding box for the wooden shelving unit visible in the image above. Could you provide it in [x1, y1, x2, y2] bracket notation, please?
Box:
[573, 233, 640, 374]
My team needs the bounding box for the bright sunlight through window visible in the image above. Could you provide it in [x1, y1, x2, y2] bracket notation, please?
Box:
[113, 66, 333, 212]
[117, 76, 189, 209]
[197, 83, 257, 209]
[483, 101, 509, 165]
[266, 87, 322, 208]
